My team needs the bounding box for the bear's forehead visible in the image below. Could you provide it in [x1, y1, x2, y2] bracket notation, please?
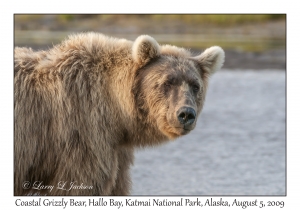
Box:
[163, 55, 192, 63]
[160, 56, 200, 76]
[155, 62, 201, 85]
[164, 69, 200, 85]
[140, 56, 201, 84]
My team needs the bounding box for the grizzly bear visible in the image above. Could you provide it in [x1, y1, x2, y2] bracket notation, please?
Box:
[14, 33, 224, 195]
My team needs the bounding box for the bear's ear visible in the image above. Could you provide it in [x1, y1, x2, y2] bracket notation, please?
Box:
[132, 35, 160, 66]
[194, 46, 225, 74]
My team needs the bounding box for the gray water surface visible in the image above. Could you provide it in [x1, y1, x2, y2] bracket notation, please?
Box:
[131, 69, 286, 196]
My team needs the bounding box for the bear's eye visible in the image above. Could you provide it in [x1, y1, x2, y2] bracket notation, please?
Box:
[163, 80, 173, 93]
[164, 81, 171, 88]
[192, 84, 200, 93]
[164, 79, 173, 88]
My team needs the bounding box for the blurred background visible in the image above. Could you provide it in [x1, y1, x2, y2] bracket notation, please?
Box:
[14, 14, 286, 195]
[14, 14, 285, 69]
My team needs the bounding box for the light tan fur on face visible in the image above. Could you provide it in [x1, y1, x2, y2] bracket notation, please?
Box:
[14, 33, 224, 196]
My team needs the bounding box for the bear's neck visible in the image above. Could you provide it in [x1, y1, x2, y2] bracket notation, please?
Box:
[108, 63, 170, 148]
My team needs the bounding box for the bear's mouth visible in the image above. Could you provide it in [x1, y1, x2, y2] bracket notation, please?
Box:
[158, 115, 195, 139]
[165, 127, 192, 138]
[178, 127, 192, 135]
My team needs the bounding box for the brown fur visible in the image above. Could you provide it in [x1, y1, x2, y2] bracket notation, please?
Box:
[14, 33, 224, 195]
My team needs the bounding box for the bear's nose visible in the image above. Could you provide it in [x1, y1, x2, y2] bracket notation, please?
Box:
[177, 107, 196, 125]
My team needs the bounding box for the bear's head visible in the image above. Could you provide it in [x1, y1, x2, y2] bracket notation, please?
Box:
[132, 35, 224, 139]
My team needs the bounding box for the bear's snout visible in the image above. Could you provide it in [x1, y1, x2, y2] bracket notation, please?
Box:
[176, 106, 196, 126]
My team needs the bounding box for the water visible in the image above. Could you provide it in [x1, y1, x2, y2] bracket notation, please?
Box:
[131, 69, 286, 196]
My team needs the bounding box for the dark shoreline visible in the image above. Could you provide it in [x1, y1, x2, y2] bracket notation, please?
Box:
[16, 43, 286, 70]
[221, 49, 285, 70]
